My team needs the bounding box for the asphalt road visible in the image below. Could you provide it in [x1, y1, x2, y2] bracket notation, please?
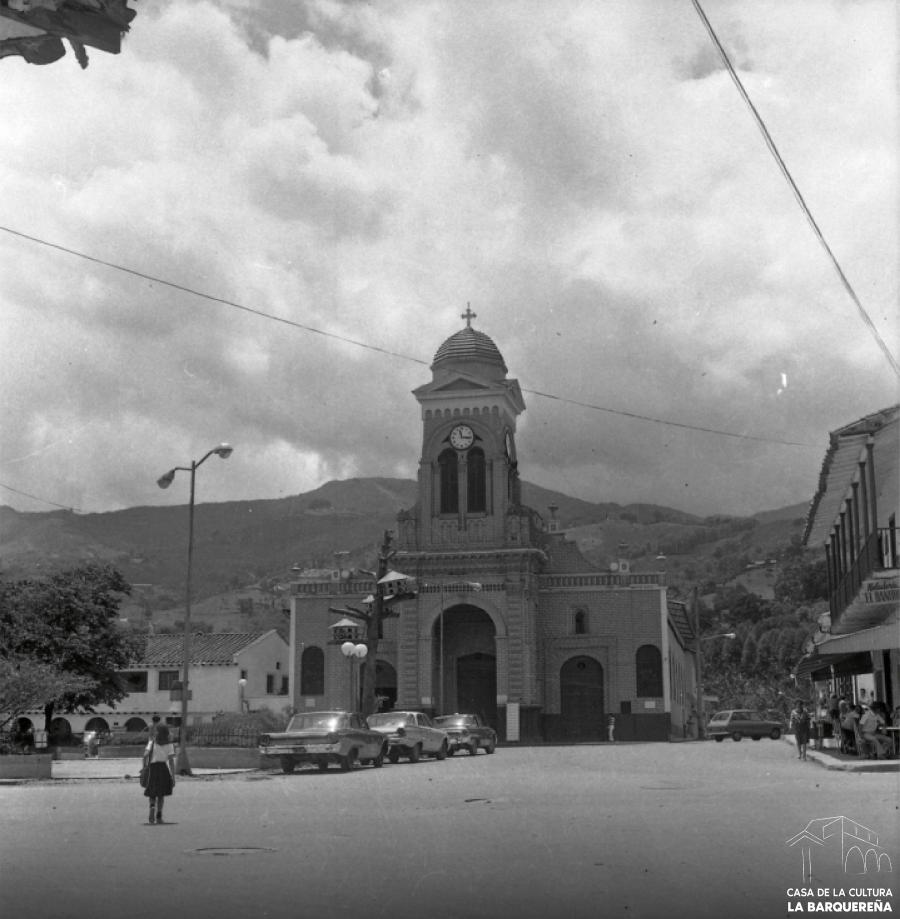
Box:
[2, 741, 897, 919]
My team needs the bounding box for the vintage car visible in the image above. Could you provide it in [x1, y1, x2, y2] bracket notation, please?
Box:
[706, 709, 784, 742]
[258, 711, 388, 773]
[433, 713, 497, 755]
[367, 711, 449, 763]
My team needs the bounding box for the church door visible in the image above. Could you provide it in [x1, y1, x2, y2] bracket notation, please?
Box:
[560, 656, 604, 741]
[457, 652, 497, 727]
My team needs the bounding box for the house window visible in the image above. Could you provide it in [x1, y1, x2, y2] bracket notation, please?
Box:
[158, 670, 180, 691]
[467, 448, 486, 512]
[240, 669, 248, 680]
[438, 449, 459, 514]
[300, 646, 325, 695]
[120, 671, 148, 693]
[266, 674, 275, 695]
[280, 676, 289, 696]
[573, 609, 587, 635]
[636, 645, 663, 697]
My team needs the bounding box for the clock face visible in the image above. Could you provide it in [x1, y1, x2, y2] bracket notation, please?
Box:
[449, 424, 475, 450]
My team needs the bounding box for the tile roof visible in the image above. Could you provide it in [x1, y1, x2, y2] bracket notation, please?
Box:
[135, 632, 278, 667]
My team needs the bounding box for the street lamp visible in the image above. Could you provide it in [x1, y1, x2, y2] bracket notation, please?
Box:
[157, 443, 233, 774]
[238, 677, 248, 713]
[693, 600, 737, 741]
[341, 642, 368, 710]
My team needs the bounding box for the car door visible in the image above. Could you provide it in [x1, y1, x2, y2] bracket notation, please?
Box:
[415, 713, 438, 752]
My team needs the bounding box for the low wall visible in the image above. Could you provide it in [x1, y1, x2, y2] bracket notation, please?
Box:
[0, 754, 52, 780]
[185, 747, 266, 769]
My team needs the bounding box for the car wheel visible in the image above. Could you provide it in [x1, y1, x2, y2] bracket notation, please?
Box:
[770, 728, 782, 740]
[436, 740, 447, 761]
[714, 736, 724, 742]
[388, 749, 400, 765]
[317, 759, 329, 772]
[732, 732, 743, 742]
[408, 744, 421, 764]
[485, 740, 496, 754]
[280, 756, 296, 774]
[340, 749, 358, 772]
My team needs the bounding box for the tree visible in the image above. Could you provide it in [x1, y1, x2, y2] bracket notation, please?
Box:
[327, 531, 416, 716]
[0, 656, 94, 731]
[0, 564, 143, 733]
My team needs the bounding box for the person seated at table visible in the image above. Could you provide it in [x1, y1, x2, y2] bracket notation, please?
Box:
[841, 705, 861, 754]
[859, 705, 891, 759]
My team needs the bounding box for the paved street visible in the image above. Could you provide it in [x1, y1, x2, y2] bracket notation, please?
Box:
[2, 742, 897, 919]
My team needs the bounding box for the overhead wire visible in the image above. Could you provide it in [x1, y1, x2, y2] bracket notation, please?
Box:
[0, 481, 80, 512]
[691, 0, 900, 380]
[0, 224, 814, 448]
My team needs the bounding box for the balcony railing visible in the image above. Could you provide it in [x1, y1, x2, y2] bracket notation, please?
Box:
[831, 526, 898, 619]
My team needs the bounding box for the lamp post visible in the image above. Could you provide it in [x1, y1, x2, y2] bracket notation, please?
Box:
[693, 587, 737, 741]
[238, 677, 248, 713]
[157, 443, 233, 774]
[341, 642, 368, 710]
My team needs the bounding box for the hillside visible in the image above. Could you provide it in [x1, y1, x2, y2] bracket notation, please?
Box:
[0, 480, 810, 629]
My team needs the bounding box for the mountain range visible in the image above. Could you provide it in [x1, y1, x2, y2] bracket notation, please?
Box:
[0, 477, 810, 630]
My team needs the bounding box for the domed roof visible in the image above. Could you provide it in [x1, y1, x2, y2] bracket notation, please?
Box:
[432, 326, 507, 375]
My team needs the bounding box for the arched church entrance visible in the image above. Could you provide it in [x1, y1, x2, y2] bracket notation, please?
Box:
[433, 604, 496, 724]
[375, 660, 397, 712]
[560, 656, 604, 741]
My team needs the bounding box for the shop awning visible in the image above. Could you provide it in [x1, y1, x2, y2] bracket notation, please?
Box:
[794, 651, 873, 680]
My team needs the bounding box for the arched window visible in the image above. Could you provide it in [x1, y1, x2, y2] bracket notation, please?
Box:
[467, 447, 486, 512]
[573, 609, 587, 635]
[636, 644, 663, 697]
[438, 449, 459, 514]
[300, 646, 325, 695]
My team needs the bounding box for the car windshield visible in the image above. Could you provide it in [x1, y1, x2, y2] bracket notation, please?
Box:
[286, 713, 346, 732]
[368, 714, 413, 729]
[434, 716, 476, 728]
[708, 713, 729, 723]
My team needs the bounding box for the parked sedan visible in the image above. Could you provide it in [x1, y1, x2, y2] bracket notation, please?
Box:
[367, 711, 449, 763]
[433, 713, 497, 755]
[258, 711, 388, 773]
[706, 710, 784, 742]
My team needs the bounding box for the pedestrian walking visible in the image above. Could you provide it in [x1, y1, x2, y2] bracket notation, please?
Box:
[143, 724, 176, 825]
[790, 700, 811, 761]
[607, 716, 616, 742]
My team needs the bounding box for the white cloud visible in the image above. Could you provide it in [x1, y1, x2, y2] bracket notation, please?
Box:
[0, 0, 895, 518]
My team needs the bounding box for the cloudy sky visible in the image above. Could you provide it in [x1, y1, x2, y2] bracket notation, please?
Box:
[0, 0, 896, 520]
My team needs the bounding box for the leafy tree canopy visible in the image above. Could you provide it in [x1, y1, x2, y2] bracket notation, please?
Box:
[0, 564, 143, 724]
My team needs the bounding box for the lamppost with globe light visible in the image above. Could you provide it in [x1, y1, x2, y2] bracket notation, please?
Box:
[157, 443, 233, 774]
[238, 677, 248, 713]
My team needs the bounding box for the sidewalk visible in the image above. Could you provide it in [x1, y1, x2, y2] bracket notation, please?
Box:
[781, 735, 900, 772]
[50, 757, 256, 781]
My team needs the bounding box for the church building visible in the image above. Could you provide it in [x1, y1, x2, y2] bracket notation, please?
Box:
[289, 314, 697, 743]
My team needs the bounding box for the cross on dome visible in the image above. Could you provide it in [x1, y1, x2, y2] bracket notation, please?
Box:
[461, 303, 477, 327]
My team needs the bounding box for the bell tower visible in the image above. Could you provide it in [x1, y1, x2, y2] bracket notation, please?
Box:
[400, 308, 526, 551]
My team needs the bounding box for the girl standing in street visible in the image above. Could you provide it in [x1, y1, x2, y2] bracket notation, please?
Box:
[790, 700, 811, 761]
[143, 724, 176, 824]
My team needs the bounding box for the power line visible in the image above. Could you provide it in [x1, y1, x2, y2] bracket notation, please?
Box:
[1, 224, 812, 447]
[0, 481, 80, 512]
[691, 0, 900, 380]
